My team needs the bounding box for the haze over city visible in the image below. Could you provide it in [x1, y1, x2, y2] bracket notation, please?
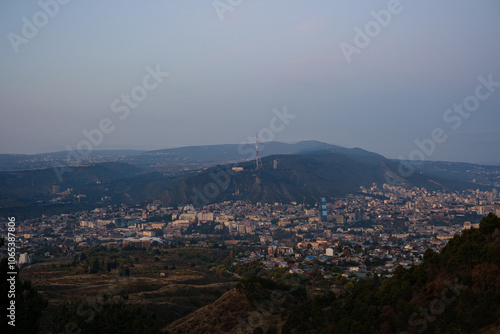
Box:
[1, 0, 500, 165]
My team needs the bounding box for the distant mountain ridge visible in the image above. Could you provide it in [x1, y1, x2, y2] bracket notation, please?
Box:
[0, 141, 383, 171]
[146, 151, 485, 207]
[6, 150, 483, 210]
[1, 141, 498, 173]
[0, 150, 145, 171]
[0, 162, 141, 208]
[145, 140, 383, 162]
[0, 142, 498, 217]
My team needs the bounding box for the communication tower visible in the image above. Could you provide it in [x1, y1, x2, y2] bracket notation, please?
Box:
[256, 134, 263, 171]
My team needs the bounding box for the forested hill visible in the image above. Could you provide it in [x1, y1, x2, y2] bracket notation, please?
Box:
[161, 214, 500, 333]
[280, 213, 500, 333]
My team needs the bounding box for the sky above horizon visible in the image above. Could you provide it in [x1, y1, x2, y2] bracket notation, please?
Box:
[1, 1, 499, 165]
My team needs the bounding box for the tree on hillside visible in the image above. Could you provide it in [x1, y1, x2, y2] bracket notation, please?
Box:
[479, 212, 500, 240]
[281, 213, 500, 333]
[89, 258, 100, 274]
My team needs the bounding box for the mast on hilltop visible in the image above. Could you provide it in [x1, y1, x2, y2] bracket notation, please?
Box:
[256, 133, 263, 171]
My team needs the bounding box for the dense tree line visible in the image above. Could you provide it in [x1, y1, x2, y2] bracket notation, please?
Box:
[280, 213, 500, 333]
[50, 294, 160, 333]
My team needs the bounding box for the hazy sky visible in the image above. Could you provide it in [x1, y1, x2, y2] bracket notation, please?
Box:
[1, 1, 499, 164]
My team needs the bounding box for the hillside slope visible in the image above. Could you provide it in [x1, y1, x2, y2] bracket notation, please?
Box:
[161, 214, 500, 333]
[164, 289, 253, 333]
[280, 213, 500, 333]
[0, 162, 141, 208]
[149, 151, 485, 206]
[0, 150, 491, 216]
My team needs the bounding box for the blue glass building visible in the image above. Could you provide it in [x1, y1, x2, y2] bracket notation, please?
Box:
[321, 197, 327, 222]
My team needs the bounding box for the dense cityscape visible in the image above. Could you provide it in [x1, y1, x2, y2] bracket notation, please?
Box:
[6, 184, 499, 281]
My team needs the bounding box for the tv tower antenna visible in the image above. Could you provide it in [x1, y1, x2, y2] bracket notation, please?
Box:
[255, 133, 263, 171]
